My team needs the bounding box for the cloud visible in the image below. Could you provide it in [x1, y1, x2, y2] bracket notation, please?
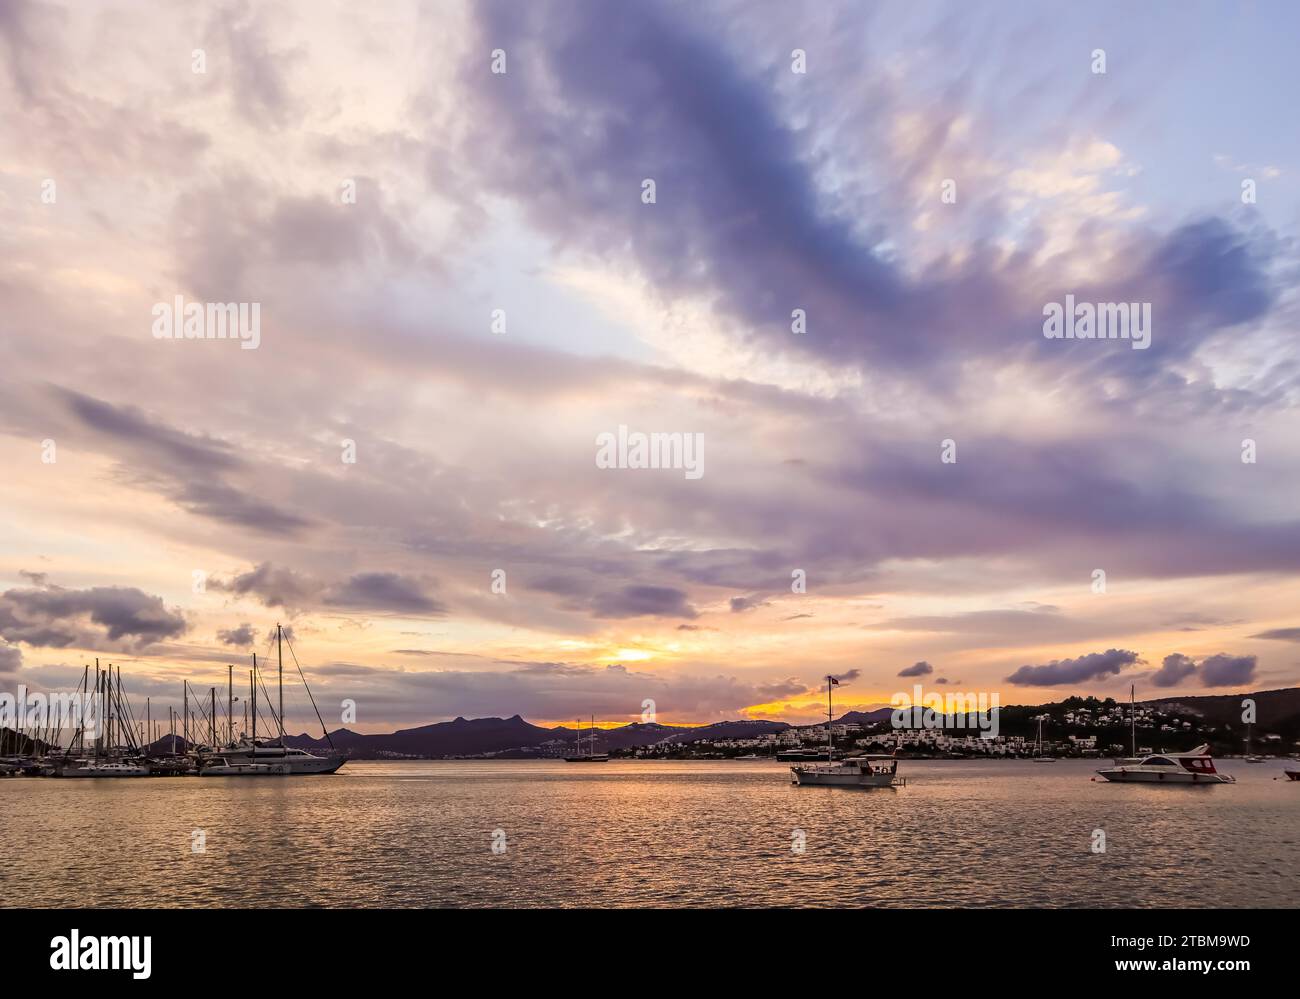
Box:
[590, 585, 698, 620]
[1250, 627, 1300, 642]
[897, 661, 934, 677]
[212, 563, 318, 608]
[217, 623, 256, 647]
[729, 594, 769, 613]
[1198, 653, 1257, 688]
[323, 573, 446, 615]
[0, 584, 188, 649]
[1151, 652, 1197, 688]
[831, 668, 862, 685]
[0, 642, 21, 674]
[1004, 649, 1141, 686]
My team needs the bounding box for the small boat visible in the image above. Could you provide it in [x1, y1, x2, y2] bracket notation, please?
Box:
[200, 757, 290, 776]
[55, 760, 150, 778]
[791, 675, 901, 788]
[1096, 744, 1235, 784]
[564, 715, 609, 762]
[1284, 769, 1299, 782]
[791, 754, 901, 788]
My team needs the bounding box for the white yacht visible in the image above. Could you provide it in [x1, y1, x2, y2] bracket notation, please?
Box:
[200, 756, 292, 776]
[211, 739, 342, 775]
[201, 624, 346, 775]
[1096, 745, 1235, 784]
[55, 760, 150, 778]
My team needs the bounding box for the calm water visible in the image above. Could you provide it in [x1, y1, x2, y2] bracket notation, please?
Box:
[2, 759, 1297, 908]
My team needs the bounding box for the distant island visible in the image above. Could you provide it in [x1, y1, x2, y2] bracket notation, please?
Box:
[273, 687, 1300, 761]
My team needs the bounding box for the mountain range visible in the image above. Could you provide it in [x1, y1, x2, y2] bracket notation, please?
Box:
[280, 687, 1300, 759]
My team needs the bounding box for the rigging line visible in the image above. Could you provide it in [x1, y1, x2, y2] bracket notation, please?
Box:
[283, 633, 333, 750]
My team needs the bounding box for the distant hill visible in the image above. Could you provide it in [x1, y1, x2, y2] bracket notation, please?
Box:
[1144, 687, 1300, 727]
[283, 716, 788, 758]
[286, 715, 558, 758]
[271, 687, 1300, 758]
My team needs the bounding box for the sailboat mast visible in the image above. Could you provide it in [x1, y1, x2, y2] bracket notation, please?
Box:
[250, 669, 257, 749]
[1130, 685, 1136, 758]
[827, 676, 832, 761]
[227, 665, 233, 747]
[277, 623, 285, 747]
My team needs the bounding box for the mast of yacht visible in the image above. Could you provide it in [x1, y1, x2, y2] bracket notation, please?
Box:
[277, 623, 285, 751]
[227, 665, 233, 747]
[827, 676, 833, 761]
[1130, 685, 1136, 758]
[250, 668, 257, 754]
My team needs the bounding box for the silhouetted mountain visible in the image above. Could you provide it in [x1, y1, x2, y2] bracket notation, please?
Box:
[144, 735, 197, 754]
[273, 686, 1300, 758]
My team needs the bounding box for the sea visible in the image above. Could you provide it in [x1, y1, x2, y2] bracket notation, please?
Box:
[2, 759, 1296, 907]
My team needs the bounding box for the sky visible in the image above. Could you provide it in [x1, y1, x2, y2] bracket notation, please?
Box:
[2, 0, 1299, 734]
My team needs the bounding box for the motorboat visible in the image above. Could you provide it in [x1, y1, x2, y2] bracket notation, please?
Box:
[212, 739, 344, 774]
[1096, 745, 1235, 784]
[791, 753, 902, 788]
[200, 756, 291, 776]
[55, 760, 150, 778]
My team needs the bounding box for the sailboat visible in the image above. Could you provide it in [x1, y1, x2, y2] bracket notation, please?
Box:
[55, 662, 152, 777]
[201, 624, 345, 775]
[791, 675, 901, 788]
[1244, 721, 1266, 762]
[564, 716, 609, 762]
[1031, 716, 1056, 762]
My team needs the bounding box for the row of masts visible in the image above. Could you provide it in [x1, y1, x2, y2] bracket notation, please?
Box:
[1, 625, 295, 763]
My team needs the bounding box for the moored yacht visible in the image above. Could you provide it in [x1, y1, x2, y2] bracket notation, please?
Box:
[55, 759, 150, 778]
[203, 624, 346, 775]
[791, 753, 901, 788]
[212, 738, 343, 774]
[200, 755, 291, 776]
[1096, 744, 1235, 784]
[563, 715, 609, 762]
[790, 675, 903, 788]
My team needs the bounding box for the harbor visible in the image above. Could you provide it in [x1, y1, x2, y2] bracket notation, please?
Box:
[0, 626, 344, 779]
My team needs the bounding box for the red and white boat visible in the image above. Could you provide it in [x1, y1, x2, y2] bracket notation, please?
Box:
[1096, 744, 1234, 784]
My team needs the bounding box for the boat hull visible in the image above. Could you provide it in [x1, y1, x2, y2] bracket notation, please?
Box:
[1096, 768, 1233, 784]
[791, 765, 897, 788]
[211, 749, 345, 774]
[54, 765, 150, 778]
